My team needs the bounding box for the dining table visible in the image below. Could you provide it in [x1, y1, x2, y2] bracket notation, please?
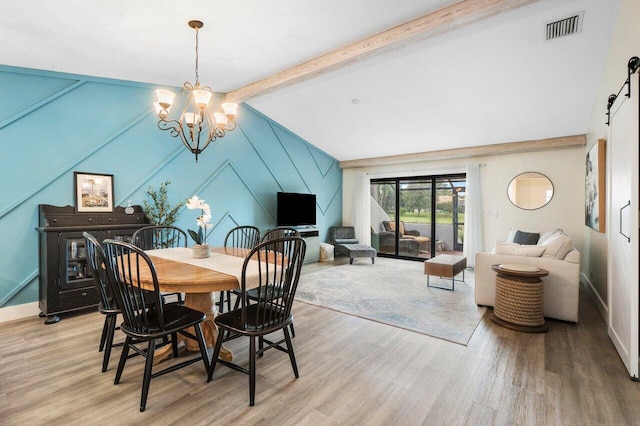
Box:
[137, 246, 260, 364]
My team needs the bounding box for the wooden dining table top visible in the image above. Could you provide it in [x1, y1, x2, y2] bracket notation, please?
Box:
[140, 246, 253, 294]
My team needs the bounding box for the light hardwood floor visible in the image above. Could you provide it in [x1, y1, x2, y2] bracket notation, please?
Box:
[1, 266, 639, 425]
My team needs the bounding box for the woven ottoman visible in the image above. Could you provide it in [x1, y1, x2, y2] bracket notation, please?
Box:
[335, 243, 377, 264]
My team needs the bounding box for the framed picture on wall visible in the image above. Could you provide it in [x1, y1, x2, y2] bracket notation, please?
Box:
[585, 139, 605, 232]
[74, 172, 114, 213]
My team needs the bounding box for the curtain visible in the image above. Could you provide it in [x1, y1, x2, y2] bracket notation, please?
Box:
[351, 172, 371, 245]
[463, 163, 484, 267]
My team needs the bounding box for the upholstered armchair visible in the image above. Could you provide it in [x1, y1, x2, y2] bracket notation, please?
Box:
[371, 222, 421, 257]
[381, 221, 430, 255]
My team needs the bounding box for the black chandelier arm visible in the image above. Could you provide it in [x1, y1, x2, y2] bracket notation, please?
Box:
[223, 121, 237, 132]
[158, 118, 184, 137]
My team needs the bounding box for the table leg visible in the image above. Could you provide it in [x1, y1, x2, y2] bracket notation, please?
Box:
[184, 292, 233, 362]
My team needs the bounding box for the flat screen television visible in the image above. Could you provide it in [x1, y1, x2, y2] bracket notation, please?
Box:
[277, 192, 316, 227]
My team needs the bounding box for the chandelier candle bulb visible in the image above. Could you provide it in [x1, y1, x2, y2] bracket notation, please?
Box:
[184, 112, 197, 127]
[193, 89, 212, 109]
[155, 89, 176, 108]
[214, 112, 228, 127]
[222, 102, 238, 118]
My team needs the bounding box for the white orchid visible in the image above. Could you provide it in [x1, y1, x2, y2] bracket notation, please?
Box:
[186, 195, 212, 245]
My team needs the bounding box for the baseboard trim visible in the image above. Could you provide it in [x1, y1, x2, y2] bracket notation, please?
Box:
[0, 302, 40, 323]
[581, 273, 608, 325]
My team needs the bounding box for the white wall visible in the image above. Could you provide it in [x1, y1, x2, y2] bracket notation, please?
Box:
[584, 0, 640, 315]
[343, 146, 585, 257]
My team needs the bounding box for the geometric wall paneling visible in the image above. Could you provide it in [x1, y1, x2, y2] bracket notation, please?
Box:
[0, 65, 342, 309]
[238, 106, 310, 191]
[0, 67, 79, 124]
[270, 121, 342, 215]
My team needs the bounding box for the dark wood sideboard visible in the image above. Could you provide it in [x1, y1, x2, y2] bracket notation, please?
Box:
[36, 204, 148, 324]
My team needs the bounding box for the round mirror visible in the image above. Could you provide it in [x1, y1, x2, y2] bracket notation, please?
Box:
[507, 172, 554, 210]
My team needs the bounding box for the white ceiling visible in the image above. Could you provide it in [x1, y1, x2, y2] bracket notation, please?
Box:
[0, 0, 621, 161]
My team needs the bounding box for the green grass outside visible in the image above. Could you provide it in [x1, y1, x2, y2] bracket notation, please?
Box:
[399, 211, 465, 225]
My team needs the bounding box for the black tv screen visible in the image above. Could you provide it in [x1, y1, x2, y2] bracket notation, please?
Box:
[277, 192, 317, 226]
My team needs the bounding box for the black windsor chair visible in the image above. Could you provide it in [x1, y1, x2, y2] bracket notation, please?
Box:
[131, 225, 189, 250]
[218, 225, 261, 313]
[260, 227, 300, 242]
[207, 236, 306, 406]
[102, 239, 210, 412]
[131, 225, 188, 304]
[84, 231, 123, 372]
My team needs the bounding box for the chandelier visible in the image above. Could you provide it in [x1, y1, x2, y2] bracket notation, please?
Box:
[154, 20, 238, 162]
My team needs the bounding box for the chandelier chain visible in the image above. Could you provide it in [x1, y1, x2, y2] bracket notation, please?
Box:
[194, 26, 199, 84]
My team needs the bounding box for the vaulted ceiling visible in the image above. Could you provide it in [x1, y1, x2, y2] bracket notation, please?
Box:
[0, 0, 621, 161]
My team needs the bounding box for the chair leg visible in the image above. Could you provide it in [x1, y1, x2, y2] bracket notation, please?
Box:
[171, 332, 179, 358]
[99, 315, 109, 352]
[249, 336, 256, 406]
[114, 335, 132, 385]
[258, 336, 264, 357]
[194, 323, 210, 372]
[218, 291, 225, 313]
[207, 327, 225, 382]
[102, 314, 117, 372]
[283, 326, 299, 378]
[289, 321, 295, 338]
[140, 338, 156, 412]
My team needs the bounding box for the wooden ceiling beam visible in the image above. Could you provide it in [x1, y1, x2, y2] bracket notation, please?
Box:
[225, 0, 540, 103]
[339, 135, 587, 169]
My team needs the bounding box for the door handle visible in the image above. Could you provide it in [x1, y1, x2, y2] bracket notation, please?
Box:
[620, 200, 631, 242]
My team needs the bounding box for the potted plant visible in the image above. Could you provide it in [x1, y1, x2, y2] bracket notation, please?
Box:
[186, 195, 212, 258]
[142, 180, 184, 226]
[142, 180, 185, 248]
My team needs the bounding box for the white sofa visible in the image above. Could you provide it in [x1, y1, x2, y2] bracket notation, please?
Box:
[474, 229, 580, 323]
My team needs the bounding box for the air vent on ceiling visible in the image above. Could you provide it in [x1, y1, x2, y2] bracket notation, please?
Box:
[546, 11, 583, 41]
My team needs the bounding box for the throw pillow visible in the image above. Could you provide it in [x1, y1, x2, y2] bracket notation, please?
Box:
[538, 228, 563, 246]
[506, 226, 517, 243]
[513, 230, 540, 245]
[541, 234, 574, 259]
[383, 221, 405, 236]
[495, 242, 545, 257]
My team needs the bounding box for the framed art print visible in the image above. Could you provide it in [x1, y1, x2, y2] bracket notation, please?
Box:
[74, 172, 114, 213]
[585, 139, 605, 232]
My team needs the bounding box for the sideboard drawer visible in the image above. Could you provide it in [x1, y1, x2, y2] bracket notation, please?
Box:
[59, 286, 99, 310]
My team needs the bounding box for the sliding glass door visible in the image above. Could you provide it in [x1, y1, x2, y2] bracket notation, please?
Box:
[371, 174, 465, 260]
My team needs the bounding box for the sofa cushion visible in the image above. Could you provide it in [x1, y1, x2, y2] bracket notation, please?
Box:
[495, 242, 545, 257]
[541, 234, 574, 259]
[334, 238, 359, 245]
[513, 230, 540, 245]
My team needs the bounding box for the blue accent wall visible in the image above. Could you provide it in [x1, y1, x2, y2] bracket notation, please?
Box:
[0, 65, 342, 308]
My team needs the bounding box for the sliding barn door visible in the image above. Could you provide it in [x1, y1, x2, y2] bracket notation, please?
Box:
[607, 72, 640, 380]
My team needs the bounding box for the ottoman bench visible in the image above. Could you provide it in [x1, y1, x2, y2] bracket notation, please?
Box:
[335, 243, 377, 264]
[424, 254, 467, 290]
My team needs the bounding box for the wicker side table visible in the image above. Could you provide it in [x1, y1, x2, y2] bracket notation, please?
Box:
[490, 264, 549, 333]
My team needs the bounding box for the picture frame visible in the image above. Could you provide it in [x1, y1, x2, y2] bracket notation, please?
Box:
[585, 139, 605, 232]
[74, 172, 114, 213]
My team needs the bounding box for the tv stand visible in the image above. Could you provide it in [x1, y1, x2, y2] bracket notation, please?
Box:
[290, 226, 319, 263]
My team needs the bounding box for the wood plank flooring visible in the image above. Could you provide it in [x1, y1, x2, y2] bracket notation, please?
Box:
[1, 265, 639, 424]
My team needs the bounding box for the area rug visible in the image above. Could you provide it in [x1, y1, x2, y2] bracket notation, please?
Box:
[295, 257, 486, 345]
